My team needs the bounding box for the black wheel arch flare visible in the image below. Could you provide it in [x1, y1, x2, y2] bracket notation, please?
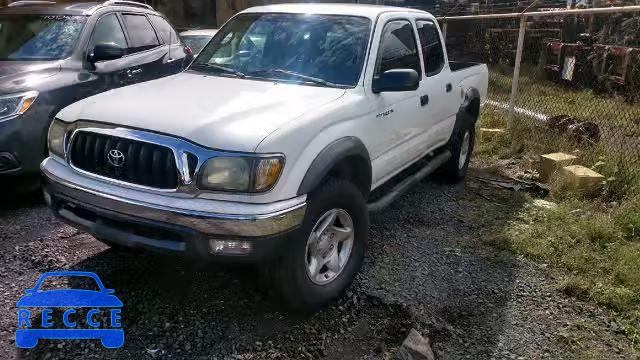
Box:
[297, 137, 372, 198]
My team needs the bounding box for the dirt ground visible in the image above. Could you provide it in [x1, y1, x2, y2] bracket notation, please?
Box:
[0, 165, 636, 359]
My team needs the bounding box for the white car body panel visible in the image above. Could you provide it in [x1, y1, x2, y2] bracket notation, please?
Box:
[56, 73, 346, 153]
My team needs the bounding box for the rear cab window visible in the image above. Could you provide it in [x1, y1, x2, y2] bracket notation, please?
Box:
[121, 13, 160, 53]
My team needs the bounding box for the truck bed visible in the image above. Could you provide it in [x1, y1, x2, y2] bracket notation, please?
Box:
[449, 61, 489, 106]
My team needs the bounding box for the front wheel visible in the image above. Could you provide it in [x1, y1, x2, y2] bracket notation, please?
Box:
[266, 178, 369, 312]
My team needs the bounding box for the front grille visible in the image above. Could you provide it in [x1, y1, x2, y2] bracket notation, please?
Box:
[69, 131, 179, 189]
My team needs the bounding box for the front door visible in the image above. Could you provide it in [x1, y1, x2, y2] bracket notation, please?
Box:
[366, 16, 425, 186]
[79, 12, 131, 98]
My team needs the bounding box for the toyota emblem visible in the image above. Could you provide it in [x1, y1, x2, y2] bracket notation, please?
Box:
[107, 149, 125, 167]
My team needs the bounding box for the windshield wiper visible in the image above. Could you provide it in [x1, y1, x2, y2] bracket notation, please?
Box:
[250, 69, 340, 87]
[194, 63, 246, 78]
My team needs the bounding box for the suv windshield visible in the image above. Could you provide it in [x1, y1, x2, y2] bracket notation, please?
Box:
[0, 15, 86, 61]
[190, 13, 372, 88]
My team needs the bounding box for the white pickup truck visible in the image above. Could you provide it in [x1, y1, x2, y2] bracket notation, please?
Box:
[42, 4, 488, 310]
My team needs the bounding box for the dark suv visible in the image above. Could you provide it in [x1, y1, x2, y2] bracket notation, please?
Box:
[0, 0, 191, 192]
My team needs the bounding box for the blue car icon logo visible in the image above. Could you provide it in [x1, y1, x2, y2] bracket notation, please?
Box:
[15, 271, 123, 349]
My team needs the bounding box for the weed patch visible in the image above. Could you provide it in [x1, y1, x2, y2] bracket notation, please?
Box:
[476, 79, 640, 351]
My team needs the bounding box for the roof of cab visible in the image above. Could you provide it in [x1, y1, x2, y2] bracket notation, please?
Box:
[0, 1, 155, 16]
[239, 3, 433, 20]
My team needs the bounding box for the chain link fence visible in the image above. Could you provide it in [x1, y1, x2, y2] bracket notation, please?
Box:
[438, 7, 640, 197]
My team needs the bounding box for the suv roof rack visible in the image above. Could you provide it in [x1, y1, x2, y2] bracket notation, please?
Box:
[102, 0, 153, 10]
[8, 1, 56, 7]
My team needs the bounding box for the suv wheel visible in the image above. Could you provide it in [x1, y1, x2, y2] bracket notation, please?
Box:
[267, 178, 369, 312]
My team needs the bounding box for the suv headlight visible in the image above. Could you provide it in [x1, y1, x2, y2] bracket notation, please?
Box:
[200, 156, 284, 192]
[0, 91, 38, 121]
[48, 119, 71, 158]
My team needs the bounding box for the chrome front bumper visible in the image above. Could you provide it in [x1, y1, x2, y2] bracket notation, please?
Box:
[42, 158, 306, 238]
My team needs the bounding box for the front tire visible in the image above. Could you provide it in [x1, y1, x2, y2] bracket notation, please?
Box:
[267, 178, 369, 312]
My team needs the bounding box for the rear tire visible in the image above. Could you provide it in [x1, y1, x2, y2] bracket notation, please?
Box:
[436, 113, 476, 183]
[266, 178, 369, 312]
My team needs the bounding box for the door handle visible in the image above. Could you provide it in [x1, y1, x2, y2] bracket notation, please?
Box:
[420, 94, 429, 107]
[127, 68, 143, 77]
[446, 83, 453, 92]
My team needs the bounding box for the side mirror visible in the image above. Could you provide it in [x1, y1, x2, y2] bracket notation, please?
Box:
[104, 289, 115, 295]
[88, 43, 126, 63]
[372, 69, 420, 93]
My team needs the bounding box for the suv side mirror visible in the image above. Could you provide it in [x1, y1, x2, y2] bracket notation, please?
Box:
[88, 43, 126, 63]
[372, 69, 420, 93]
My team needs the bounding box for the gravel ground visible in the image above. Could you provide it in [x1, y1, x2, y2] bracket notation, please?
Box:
[0, 166, 636, 359]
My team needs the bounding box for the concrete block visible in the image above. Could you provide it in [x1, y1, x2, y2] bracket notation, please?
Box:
[479, 128, 506, 142]
[539, 152, 577, 182]
[559, 165, 605, 195]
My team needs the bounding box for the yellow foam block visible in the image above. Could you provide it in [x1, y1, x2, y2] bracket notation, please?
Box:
[560, 165, 605, 194]
[540, 152, 577, 182]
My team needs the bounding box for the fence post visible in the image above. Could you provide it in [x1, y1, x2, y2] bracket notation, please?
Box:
[508, 16, 527, 129]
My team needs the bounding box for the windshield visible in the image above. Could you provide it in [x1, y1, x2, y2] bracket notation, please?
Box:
[0, 15, 86, 61]
[190, 13, 372, 88]
[182, 35, 213, 54]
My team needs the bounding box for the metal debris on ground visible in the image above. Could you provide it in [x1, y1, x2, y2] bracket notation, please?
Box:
[474, 175, 550, 197]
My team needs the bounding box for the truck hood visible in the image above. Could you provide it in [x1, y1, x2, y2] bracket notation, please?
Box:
[0, 61, 61, 94]
[57, 72, 346, 152]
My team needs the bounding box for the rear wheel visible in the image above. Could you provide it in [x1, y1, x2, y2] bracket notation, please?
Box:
[266, 178, 368, 312]
[436, 113, 476, 183]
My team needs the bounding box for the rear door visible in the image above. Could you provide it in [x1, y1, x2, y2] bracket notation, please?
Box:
[415, 19, 456, 147]
[148, 14, 188, 75]
[120, 13, 166, 82]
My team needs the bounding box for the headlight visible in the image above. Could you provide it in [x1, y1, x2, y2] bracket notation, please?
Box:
[48, 119, 69, 158]
[0, 91, 38, 121]
[200, 156, 284, 192]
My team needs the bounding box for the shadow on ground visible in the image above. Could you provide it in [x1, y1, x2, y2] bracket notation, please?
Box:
[14, 168, 528, 359]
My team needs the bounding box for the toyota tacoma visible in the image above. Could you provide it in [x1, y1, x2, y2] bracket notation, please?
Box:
[42, 4, 488, 310]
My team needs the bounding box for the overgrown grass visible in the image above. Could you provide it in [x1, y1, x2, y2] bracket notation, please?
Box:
[502, 196, 640, 346]
[476, 102, 640, 351]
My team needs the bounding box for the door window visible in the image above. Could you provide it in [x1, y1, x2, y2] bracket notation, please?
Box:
[149, 15, 179, 44]
[88, 13, 127, 51]
[416, 20, 445, 76]
[122, 14, 159, 53]
[375, 20, 421, 77]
